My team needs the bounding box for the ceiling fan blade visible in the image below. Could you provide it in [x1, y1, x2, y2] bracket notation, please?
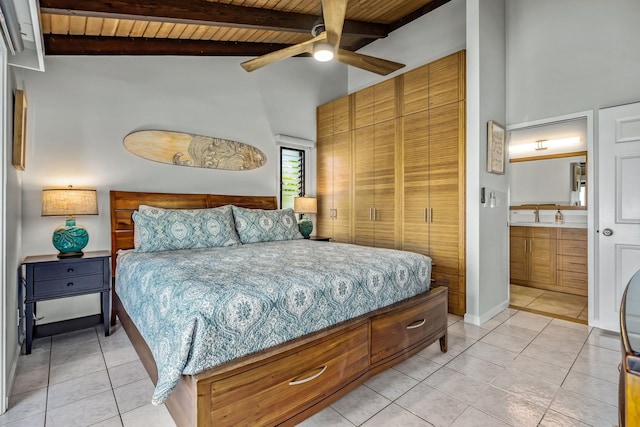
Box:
[241, 33, 327, 72]
[335, 49, 405, 75]
[322, 0, 348, 48]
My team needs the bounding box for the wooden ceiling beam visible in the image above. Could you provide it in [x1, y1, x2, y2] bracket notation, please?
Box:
[43, 34, 303, 56]
[40, 0, 390, 39]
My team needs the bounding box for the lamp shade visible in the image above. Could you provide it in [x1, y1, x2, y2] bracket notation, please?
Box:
[293, 196, 317, 214]
[42, 188, 98, 216]
[42, 187, 98, 257]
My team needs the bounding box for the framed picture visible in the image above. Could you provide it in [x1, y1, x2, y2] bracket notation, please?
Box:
[487, 120, 506, 174]
[12, 89, 27, 170]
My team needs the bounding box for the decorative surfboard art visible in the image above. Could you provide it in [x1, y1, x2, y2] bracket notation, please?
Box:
[123, 130, 267, 171]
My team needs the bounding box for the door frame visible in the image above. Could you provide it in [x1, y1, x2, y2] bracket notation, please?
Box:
[0, 38, 7, 413]
[507, 110, 595, 325]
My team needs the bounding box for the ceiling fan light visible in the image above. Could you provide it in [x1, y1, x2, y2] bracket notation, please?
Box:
[313, 42, 334, 62]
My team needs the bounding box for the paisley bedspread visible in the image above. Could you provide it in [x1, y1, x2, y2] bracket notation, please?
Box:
[115, 240, 432, 404]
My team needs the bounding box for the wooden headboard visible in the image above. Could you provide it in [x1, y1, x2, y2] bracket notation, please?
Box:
[109, 190, 278, 275]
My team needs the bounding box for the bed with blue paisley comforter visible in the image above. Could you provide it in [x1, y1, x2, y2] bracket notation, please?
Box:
[115, 239, 432, 405]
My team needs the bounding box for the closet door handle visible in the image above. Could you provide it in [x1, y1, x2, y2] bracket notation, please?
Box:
[424, 208, 427, 223]
[430, 208, 433, 223]
[333, 209, 337, 219]
[524, 240, 527, 252]
[529, 240, 533, 251]
[369, 208, 372, 221]
[373, 208, 377, 221]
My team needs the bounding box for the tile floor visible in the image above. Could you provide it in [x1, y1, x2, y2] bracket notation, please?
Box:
[510, 284, 588, 322]
[0, 308, 620, 427]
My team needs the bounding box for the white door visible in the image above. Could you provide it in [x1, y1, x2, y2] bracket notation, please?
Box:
[598, 102, 640, 331]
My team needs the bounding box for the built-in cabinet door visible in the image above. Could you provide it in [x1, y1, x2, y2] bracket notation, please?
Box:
[316, 135, 333, 239]
[354, 126, 375, 247]
[509, 228, 528, 283]
[332, 131, 352, 242]
[372, 120, 397, 249]
[402, 110, 430, 256]
[529, 235, 557, 285]
[428, 102, 461, 278]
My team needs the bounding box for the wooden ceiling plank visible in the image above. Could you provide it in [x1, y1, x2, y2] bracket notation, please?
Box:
[50, 14, 70, 34]
[179, 24, 199, 40]
[189, 25, 209, 40]
[101, 18, 120, 36]
[68, 15, 86, 35]
[141, 21, 162, 38]
[43, 34, 295, 56]
[129, 21, 150, 37]
[85, 17, 104, 36]
[115, 19, 135, 37]
[40, 0, 388, 38]
[154, 22, 176, 38]
[168, 23, 188, 39]
[41, 13, 52, 34]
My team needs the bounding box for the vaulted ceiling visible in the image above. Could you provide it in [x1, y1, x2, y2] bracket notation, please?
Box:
[39, 0, 451, 57]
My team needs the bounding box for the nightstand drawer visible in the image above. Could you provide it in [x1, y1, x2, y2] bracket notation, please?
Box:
[33, 274, 105, 299]
[33, 259, 103, 280]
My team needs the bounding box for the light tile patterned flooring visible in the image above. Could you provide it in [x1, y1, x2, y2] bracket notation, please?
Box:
[510, 284, 588, 322]
[0, 308, 620, 427]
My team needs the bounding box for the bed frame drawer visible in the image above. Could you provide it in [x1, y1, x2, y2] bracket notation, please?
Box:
[209, 323, 369, 426]
[370, 291, 447, 364]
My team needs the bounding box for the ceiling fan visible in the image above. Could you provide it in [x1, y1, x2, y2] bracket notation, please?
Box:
[240, 0, 405, 76]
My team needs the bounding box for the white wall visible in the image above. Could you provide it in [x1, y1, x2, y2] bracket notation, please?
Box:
[466, 0, 509, 324]
[506, 0, 640, 124]
[16, 55, 346, 323]
[3, 58, 22, 411]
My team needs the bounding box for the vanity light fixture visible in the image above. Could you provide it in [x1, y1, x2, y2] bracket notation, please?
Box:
[509, 136, 581, 155]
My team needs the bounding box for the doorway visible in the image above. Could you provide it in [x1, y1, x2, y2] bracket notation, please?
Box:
[506, 112, 594, 324]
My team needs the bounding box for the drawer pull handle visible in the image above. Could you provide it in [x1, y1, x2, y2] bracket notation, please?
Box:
[67, 282, 74, 287]
[407, 319, 426, 329]
[289, 365, 327, 386]
[67, 268, 74, 273]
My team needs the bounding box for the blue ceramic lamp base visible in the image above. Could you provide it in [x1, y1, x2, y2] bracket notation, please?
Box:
[298, 218, 313, 239]
[53, 218, 89, 258]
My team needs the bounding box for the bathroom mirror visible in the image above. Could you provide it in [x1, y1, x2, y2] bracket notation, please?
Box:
[509, 151, 587, 208]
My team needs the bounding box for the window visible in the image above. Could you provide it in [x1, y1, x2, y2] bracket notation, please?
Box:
[280, 147, 305, 210]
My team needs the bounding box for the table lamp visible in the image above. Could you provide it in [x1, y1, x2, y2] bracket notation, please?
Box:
[42, 186, 98, 257]
[293, 196, 317, 239]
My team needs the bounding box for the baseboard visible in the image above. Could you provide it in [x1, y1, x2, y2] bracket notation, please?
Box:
[464, 299, 510, 326]
[3, 343, 21, 413]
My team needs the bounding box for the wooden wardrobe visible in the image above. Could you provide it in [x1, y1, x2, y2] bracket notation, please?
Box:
[317, 50, 466, 315]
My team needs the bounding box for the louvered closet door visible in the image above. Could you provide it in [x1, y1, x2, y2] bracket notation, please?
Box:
[332, 131, 352, 242]
[354, 126, 375, 247]
[402, 110, 430, 256]
[372, 120, 397, 249]
[428, 102, 460, 278]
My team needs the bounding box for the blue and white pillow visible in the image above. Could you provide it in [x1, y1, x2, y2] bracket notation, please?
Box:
[231, 206, 302, 244]
[133, 205, 241, 252]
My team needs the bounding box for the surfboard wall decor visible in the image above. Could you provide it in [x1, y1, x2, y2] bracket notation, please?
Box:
[123, 130, 267, 171]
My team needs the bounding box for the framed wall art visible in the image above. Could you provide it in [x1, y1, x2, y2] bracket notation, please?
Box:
[487, 120, 505, 174]
[12, 89, 27, 170]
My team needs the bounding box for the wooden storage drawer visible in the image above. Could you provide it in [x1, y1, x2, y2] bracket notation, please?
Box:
[510, 226, 527, 238]
[557, 239, 587, 257]
[371, 292, 447, 363]
[210, 324, 369, 426]
[558, 255, 588, 274]
[558, 270, 588, 292]
[431, 271, 459, 292]
[33, 274, 105, 299]
[33, 259, 103, 280]
[559, 228, 587, 241]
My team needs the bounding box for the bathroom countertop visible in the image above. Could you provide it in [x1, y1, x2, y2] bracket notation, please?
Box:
[510, 222, 587, 229]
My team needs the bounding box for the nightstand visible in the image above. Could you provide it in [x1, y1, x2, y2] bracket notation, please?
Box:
[20, 250, 111, 354]
[307, 236, 331, 242]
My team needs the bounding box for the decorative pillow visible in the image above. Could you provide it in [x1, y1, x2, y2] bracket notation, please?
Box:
[133, 205, 241, 252]
[231, 206, 302, 244]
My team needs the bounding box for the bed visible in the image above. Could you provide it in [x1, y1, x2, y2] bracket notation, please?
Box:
[110, 190, 448, 426]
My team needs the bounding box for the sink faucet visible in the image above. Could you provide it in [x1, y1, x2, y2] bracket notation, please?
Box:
[534, 207, 540, 223]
